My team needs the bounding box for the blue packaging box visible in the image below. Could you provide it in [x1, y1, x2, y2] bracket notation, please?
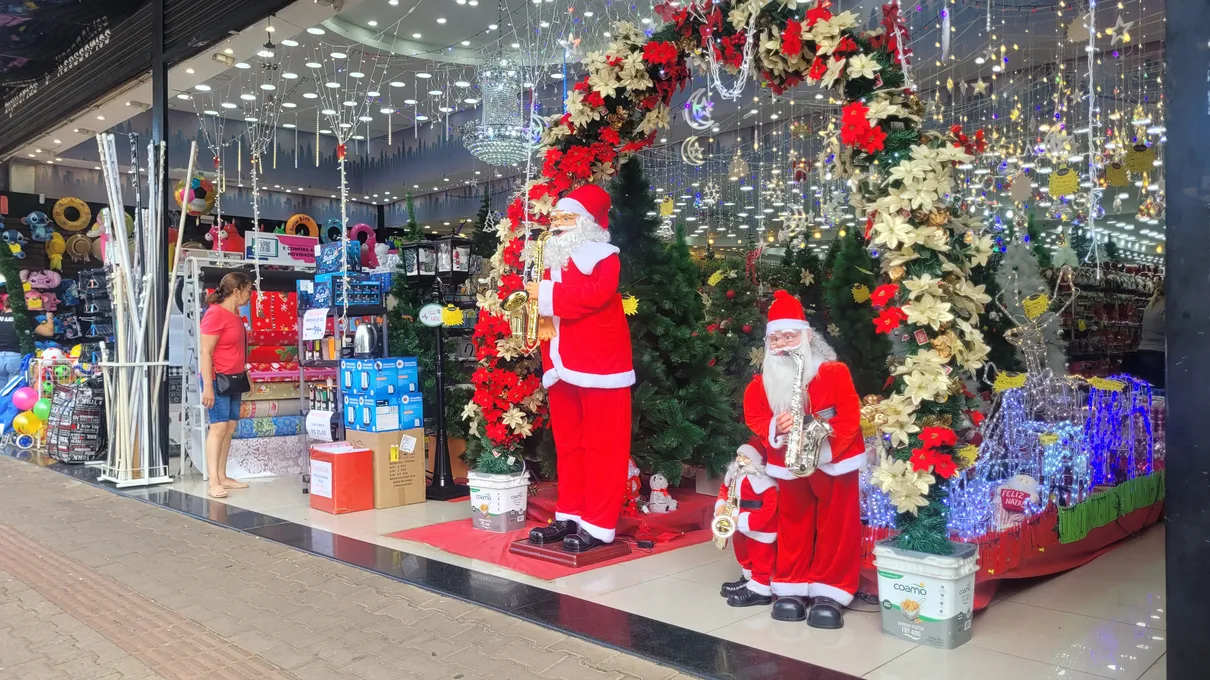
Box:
[341, 357, 420, 396]
[314, 272, 385, 307]
[315, 240, 362, 275]
[343, 394, 424, 432]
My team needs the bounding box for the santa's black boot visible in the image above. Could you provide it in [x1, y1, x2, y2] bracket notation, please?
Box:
[771, 596, 808, 622]
[562, 530, 606, 553]
[719, 577, 749, 598]
[529, 520, 577, 545]
[727, 587, 773, 608]
[807, 596, 845, 629]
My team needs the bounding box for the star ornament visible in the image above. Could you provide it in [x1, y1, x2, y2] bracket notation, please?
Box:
[1107, 15, 1134, 45]
[972, 79, 988, 96]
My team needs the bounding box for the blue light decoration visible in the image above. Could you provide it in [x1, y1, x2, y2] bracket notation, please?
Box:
[1085, 374, 1154, 486]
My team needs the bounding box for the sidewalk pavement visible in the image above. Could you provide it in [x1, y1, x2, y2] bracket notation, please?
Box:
[0, 456, 686, 680]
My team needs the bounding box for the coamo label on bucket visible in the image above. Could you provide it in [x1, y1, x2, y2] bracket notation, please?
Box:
[873, 541, 978, 650]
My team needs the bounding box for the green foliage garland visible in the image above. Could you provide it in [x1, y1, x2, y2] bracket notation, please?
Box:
[0, 246, 34, 355]
[823, 230, 890, 395]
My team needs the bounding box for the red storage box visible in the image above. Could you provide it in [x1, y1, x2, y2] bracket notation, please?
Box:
[309, 443, 374, 514]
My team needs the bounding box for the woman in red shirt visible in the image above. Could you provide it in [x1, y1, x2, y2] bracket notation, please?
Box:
[199, 272, 252, 499]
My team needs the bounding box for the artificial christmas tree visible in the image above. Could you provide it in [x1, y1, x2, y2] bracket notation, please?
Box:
[610, 159, 744, 479]
[1024, 212, 1053, 269]
[823, 229, 890, 395]
[781, 245, 826, 326]
[703, 254, 765, 396]
[469, 187, 495, 259]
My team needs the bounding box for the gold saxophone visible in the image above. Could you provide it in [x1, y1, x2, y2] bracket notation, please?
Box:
[783, 350, 836, 478]
[501, 229, 551, 355]
[711, 476, 739, 550]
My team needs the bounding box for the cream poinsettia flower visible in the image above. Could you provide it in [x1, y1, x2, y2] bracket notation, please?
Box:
[884, 246, 922, 270]
[828, 10, 860, 32]
[584, 51, 609, 74]
[521, 388, 546, 412]
[894, 349, 949, 377]
[898, 185, 938, 212]
[759, 29, 782, 58]
[476, 290, 502, 315]
[637, 103, 670, 135]
[902, 368, 950, 404]
[864, 97, 902, 122]
[875, 394, 919, 447]
[886, 159, 931, 186]
[847, 53, 881, 80]
[530, 193, 555, 215]
[588, 68, 621, 99]
[959, 337, 991, 370]
[821, 56, 847, 88]
[566, 90, 601, 128]
[966, 234, 996, 268]
[951, 279, 992, 309]
[903, 293, 955, 330]
[612, 21, 643, 46]
[914, 224, 951, 252]
[460, 401, 480, 422]
[496, 338, 523, 361]
[541, 122, 571, 146]
[513, 420, 535, 438]
[617, 54, 653, 90]
[871, 457, 934, 515]
[875, 186, 914, 214]
[934, 144, 974, 164]
[903, 273, 944, 299]
[501, 407, 528, 432]
[591, 160, 615, 182]
[872, 212, 917, 250]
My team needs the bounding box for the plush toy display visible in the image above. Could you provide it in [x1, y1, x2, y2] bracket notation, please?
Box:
[22, 270, 62, 290]
[206, 222, 245, 254]
[645, 474, 678, 514]
[45, 232, 66, 270]
[350, 223, 378, 268]
[3, 230, 27, 259]
[21, 211, 53, 242]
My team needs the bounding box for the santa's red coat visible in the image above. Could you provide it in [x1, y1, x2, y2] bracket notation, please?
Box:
[742, 361, 865, 480]
[537, 243, 635, 390]
[715, 440, 779, 596]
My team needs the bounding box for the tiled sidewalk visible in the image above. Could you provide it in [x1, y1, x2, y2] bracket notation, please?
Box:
[0, 457, 684, 680]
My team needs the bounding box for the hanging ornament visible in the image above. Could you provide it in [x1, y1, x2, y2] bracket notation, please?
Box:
[681, 136, 706, 167]
[851, 283, 871, 304]
[1009, 172, 1033, 205]
[1107, 15, 1134, 45]
[1125, 144, 1155, 173]
[682, 88, 715, 131]
[702, 182, 721, 205]
[659, 197, 675, 217]
[1048, 166, 1079, 197]
[1105, 162, 1129, 187]
[441, 304, 465, 327]
[728, 150, 749, 180]
[1067, 12, 1092, 43]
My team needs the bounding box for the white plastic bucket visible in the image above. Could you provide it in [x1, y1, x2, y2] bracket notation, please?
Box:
[873, 540, 978, 649]
[468, 470, 530, 532]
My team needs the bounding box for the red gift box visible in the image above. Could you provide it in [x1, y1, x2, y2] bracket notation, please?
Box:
[309, 443, 374, 514]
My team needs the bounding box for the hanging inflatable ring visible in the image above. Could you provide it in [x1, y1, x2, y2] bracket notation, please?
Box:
[286, 214, 318, 237]
[321, 218, 343, 243]
[53, 197, 92, 232]
[349, 223, 376, 247]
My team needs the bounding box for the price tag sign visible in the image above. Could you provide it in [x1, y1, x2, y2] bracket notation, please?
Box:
[305, 410, 335, 442]
[418, 303, 444, 328]
[302, 308, 329, 340]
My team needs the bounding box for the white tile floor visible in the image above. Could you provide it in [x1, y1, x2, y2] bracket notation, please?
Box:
[163, 473, 1168, 680]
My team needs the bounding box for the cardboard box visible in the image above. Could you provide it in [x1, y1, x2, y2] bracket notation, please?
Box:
[347, 428, 426, 508]
[343, 394, 423, 432]
[309, 443, 374, 514]
[341, 357, 420, 396]
[314, 272, 384, 306]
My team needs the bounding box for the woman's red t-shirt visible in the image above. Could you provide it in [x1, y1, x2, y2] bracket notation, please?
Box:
[200, 304, 247, 375]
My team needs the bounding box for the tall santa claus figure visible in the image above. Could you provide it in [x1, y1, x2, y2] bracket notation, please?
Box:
[744, 290, 864, 628]
[523, 184, 635, 553]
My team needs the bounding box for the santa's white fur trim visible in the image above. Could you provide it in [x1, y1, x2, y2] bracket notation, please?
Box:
[555, 197, 592, 223]
[765, 463, 795, 481]
[771, 581, 813, 597]
[554, 512, 581, 523]
[544, 315, 636, 390]
[818, 453, 867, 476]
[737, 443, 764, 467]
[745, 474, 777, 495]
[738, 513, 776, 543]
[714, 499, 725, 514]
[576, 517, 616, 543]
[767, 418, 786, 450]
[570, 242, 619, 275]
[809, 582, 855, 607]
[741, 568, 753, 579]
[765, 319, 810, 335]
[746, 580, 772, 596]
[538, 280, 555, 317]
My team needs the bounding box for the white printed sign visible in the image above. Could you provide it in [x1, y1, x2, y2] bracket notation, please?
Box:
[310, 459, 333, 498]
[302, 308, 329, 340]
[399, 432, 418, 454]
[305, 410, 335, 442]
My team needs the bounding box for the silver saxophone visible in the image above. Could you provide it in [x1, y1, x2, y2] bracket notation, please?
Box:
[783, 350, 836, 478]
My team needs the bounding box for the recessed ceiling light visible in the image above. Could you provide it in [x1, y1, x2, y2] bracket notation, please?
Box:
[488, 23, 498, 30]
[511, 43, 520, 48]
[194, 84, 212, 92]
[325, 82, 340, 88]
[260, 83, 276, 91]
[550, 73, 563, 79]
[185, 68, 195, 74]
[390, 81, 405, 87]
[235, 62, 251, 69]
[461, 40, 470, 46]
[437, 18, 446, 24]
[358, 115, 373, 122]
[330, 51, 347, 59]
[303, 92, 318, 99]
[380, 107, 394, 114]
[244, 117, 258, 122]
[428, 89, 442, 95]
[306, 61, 322, 68]
[368, 20, 378, 27]
[221, 102, 237, 109]
[412, 33, 422, 39]
[404, 99, 417, 105]
[366, 90, 380, 97]
[281, 39, 298, 47]
[203, 109, 218, 115]
[307, 27, 325, 35]
[353, 135, 366, 140]
[584, 10, 594, 16]
[282, 123, 296, 128]
[282, 72, 298, 79]
[96, 115, 105, 120]
[282, 102, 296, 108]
[224, 47, 234, 54]
[416, 115, 429, 121]
[321, 108, 336, 115]
[417, 72, 432, 78]
[320, 129, 332, 134]
[343, 100, 356, 107]
[339, 122, 352, 128]
[240, 93, 256, 100]
[350, 71, 365, 78]
[176, 94, 191, 100]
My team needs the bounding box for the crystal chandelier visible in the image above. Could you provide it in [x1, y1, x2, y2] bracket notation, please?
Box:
[462, 51, 533, 167]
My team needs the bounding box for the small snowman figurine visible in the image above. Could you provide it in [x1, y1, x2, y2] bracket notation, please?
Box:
[645, 474, 679, 514]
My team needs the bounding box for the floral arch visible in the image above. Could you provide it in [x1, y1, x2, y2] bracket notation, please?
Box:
[467, 0, 996, 555]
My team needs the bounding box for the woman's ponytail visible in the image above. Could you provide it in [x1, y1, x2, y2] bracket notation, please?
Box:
[206, 271, 253, 304]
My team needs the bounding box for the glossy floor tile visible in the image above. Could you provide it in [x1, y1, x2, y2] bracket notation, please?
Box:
[1139, 655, 1166, 680]
[156, 471, 1168, 680]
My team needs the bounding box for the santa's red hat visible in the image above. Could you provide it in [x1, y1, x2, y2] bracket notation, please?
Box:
[766, 290, 809, 335]
[554, 184, 610, 230]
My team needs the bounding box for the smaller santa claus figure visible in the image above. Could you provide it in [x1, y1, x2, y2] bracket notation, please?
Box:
[716, 439, 779, 608]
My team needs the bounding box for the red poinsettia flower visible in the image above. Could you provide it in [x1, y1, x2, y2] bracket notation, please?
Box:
[932, 455, 958, 479]
[869, 283, 899, 308]
[643, 40, 679, 66]
[805, 2, 833, 28]
[599, 127, 621, 145]
[860, 125, 888, 153]
[781, 20, 803, 57]
[909, 446, 941, 473]
[542, 149, 563, 177]
[874, 306, 908, 334]
[864, 213, 877, 239]
[585, 91, 605, 108]
[807, 56, 828, 81]
[920, 426, 958, 448]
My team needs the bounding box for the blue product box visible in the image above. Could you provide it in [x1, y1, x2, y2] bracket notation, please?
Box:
[314, 272, 384, 307]
[312, 280, 332, 308]
[342, 394, 423, 432]
[341, 357, 420, 396]
[296, 280, 315, 310]
[316, 240, 362, 275]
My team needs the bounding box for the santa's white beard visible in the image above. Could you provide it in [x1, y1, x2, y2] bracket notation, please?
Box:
[762, 345, 816, 414]
[541, 215, 609, 272]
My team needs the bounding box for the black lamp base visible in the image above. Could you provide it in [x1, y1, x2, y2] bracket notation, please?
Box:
[426, 482, 469, 501]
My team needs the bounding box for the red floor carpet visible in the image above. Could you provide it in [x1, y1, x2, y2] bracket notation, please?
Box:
[385, 484, 715, 580]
